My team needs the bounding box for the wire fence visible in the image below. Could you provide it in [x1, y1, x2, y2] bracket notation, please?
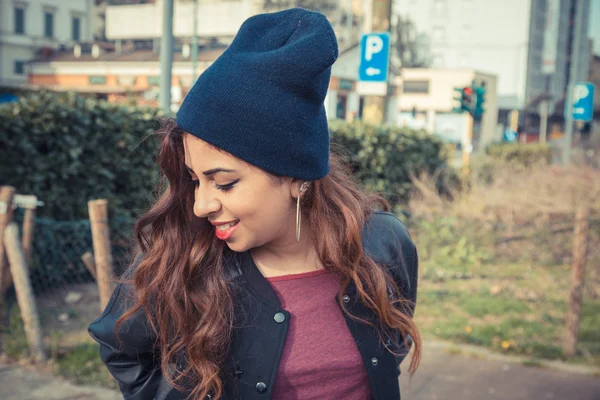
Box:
[11, 209, 136, 295]
[1, 209, 136, 362]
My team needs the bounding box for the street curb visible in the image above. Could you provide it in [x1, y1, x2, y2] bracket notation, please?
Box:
[422, 339, 600, 376]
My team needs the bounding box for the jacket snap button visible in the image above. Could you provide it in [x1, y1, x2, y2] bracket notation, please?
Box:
[342, 294, 350, 304]
[256, 382, 268, 393]
[371, 357, 378, 366]
[274, 312, 286, 323]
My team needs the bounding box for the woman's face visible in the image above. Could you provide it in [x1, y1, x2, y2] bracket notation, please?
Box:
[183, 133, 301, 252]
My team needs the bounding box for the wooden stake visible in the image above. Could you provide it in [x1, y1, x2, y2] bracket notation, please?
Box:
[81, 251, 97, 281]
[21, 206, 36, 268]
[4, 223, 46, 362]
[0, 186, 16, 303]
[88, 200, 114, 311]
[563, 206, 590, 358]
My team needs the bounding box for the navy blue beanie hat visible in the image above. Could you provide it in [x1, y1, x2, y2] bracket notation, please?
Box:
[176, 8, 339, 180]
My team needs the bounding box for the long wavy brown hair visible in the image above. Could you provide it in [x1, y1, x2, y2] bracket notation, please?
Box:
[117, 119, 421, 399]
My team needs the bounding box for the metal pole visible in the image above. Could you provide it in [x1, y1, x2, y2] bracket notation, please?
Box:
[563, 0, 584, 165]
[540, 100, 549, 143]
[540, 75, 551, 144]
[345, 0, 353, 48]
[361, 0, 392, 125]
[191, 0, 198, 80]
[160, 0, 174, 113]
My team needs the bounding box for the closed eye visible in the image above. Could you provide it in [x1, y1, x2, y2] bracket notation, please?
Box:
[215, 179, 239, 192]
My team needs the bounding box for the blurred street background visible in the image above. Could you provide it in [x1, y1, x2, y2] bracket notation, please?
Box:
[0, 1, 599, 399]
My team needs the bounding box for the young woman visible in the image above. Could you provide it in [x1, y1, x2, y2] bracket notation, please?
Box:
[89, 8, 420, 400]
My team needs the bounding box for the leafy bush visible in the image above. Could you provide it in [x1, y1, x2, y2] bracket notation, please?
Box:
[329, 119, 458, 205]
[0, 91, 161, 220]
[485, 142, 552, 166]
[411, 216, 492, 281]
[1, 94, 454, 221]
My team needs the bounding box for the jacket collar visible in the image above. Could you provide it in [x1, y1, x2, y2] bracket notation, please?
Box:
[230, 250, 282, 306]
[227, 249, 358, 304]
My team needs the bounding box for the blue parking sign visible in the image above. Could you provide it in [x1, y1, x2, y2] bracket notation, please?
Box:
[358, 33, 390, 83]
[568, 82, 595, 122]
[503, 129, 518, 143]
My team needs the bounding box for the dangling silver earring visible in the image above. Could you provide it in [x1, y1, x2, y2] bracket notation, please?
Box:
[296, 182, 309, 242]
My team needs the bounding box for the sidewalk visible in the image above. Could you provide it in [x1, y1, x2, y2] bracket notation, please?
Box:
[0, 362, 120, 400]
[400, 341, 600, 400]
[1, 341, 599, 399]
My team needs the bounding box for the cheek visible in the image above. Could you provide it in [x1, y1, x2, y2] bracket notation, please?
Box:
[233, 185, 291, 233]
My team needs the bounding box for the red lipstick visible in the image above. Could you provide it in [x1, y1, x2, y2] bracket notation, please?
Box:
[210, 220, 239, 240]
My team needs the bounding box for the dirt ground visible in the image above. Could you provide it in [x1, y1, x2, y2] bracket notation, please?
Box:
[35, 283, 104, 347]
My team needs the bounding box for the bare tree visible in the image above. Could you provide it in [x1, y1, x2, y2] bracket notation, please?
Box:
[392, 15, 431, 68]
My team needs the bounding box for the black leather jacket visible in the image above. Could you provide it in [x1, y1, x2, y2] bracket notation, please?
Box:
[88, 212, 418, 400]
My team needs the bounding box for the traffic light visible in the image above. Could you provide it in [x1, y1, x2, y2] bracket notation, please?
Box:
[453, 86, 473, 113]
[474, 82, 486, 120]
[453, 82, 486, 119]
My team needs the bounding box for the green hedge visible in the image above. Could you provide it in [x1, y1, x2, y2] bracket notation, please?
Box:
[329, 119, 458, 205]
[1, 92, 453, 221]
[0, 91, 161, 220]
[485, 142, 552, 166]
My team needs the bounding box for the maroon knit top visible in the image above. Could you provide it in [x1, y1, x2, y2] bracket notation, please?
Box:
[266, 269, 372, 399]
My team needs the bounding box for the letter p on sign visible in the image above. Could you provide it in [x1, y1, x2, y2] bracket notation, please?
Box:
[365, 36, 384, 61]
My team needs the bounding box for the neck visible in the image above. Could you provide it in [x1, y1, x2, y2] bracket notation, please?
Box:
[250, 218, 323, 278]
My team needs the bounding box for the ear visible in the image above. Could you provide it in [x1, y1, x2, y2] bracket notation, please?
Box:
[290, 179, 311, 199]
[290, 178, 303, 199]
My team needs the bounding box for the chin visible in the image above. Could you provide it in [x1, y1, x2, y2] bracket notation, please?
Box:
[225, 240, 250, 253]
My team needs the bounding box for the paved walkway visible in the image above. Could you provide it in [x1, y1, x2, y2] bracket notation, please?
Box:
[1, 341, 599, 399]
[400, 342, 600, 400]
[0, 362, 120, 400]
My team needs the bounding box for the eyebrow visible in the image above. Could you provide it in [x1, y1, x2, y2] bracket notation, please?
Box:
[185, 165, 238, 176]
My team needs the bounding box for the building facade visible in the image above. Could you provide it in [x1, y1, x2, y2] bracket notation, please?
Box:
[27, 46, 226, 108]
[0, 0, 94, 88]
[588, 54, 600, 115]
[28, 43, 370, 117]
[395, 68, 499, 151]
[104, 0, 362, 50]
[393, 0, 590, 125]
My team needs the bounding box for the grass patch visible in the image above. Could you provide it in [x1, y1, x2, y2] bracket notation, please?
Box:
[415, 257, 600, 366]
[1, 301, 117, 390]
[2, 306, 30, 359]
[458, 292, 530, 317]
[57, 343, 116, 389]
[445, 346, 464, 355]
[522, 359, 544, 368]
[579, 300, 600, 342]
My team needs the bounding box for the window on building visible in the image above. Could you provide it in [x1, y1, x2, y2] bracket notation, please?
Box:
[14, 61, 25, 75]
[72, 17, 81, 41]
[44, 12, 54, 38]
[403, 80, 430, 94]
[336, 94, 347, 119]
[89, 76, 107, 85]
[14, 7, 25, 34]
[358, 97, 365, 119]
[148, 76, 160, 85]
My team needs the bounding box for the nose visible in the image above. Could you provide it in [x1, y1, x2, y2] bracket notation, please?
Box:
[193, 187, 221, 218]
